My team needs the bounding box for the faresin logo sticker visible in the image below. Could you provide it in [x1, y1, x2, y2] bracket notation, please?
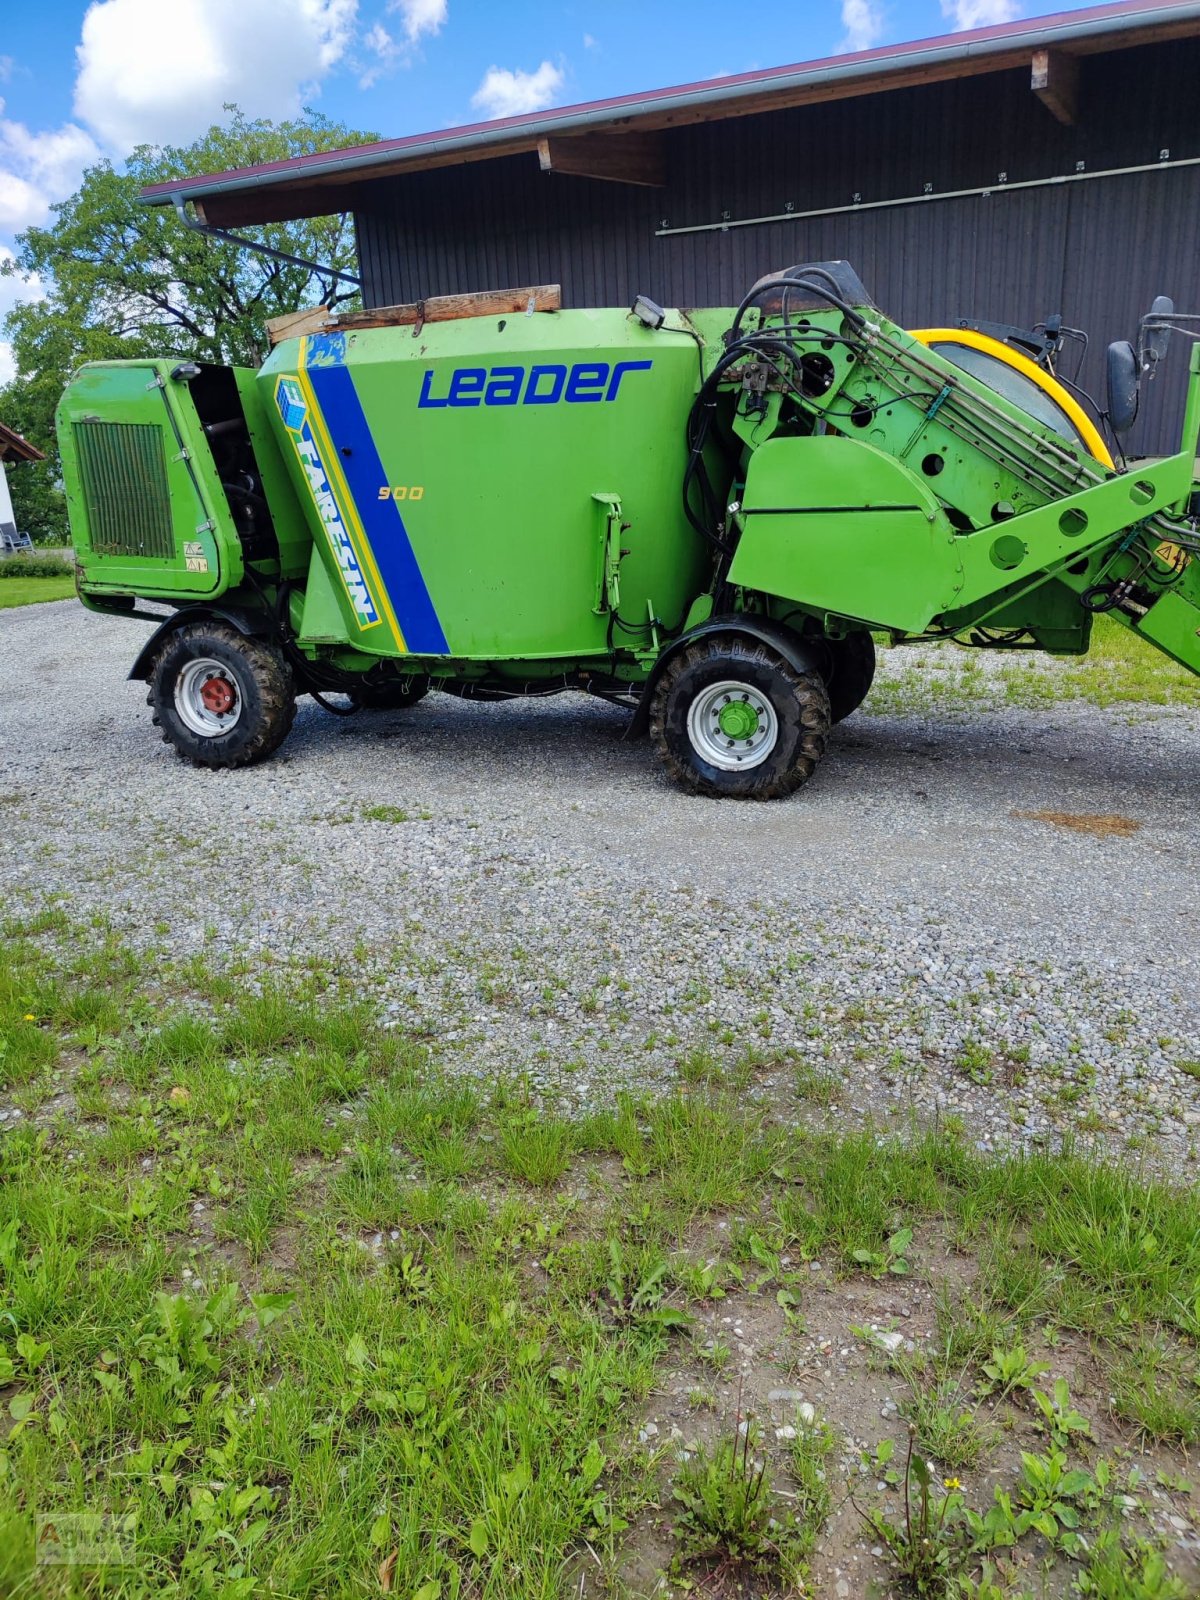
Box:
[274, 375, 381, 630]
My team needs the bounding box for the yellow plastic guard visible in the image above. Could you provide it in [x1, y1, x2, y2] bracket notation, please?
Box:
[911, 328, 1114, 470]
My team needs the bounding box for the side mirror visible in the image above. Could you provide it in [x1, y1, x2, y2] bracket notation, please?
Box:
[1141, 294, 1175, 368]
[1106, 340, 1140, 434]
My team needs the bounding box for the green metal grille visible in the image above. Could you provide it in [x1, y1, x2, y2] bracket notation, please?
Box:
[75, 421, 174, 559]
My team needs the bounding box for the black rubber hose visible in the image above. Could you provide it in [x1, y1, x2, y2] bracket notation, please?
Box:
[729, 272, 866, 341]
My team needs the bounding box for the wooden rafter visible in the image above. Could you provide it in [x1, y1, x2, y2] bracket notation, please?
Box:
[537, 132, 666, 187]
[0, 421, 44, 464]
[1031, 47, 1080, 125]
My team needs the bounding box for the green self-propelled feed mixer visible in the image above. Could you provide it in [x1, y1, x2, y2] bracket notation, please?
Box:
[56, 261, 1200, 797]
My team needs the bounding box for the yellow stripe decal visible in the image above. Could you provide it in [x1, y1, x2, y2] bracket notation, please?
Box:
[296, 343, 407, 652]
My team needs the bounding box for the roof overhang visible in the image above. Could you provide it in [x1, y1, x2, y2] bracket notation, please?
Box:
[0, 423, 45, 464]
[140, 0, 1200, 228]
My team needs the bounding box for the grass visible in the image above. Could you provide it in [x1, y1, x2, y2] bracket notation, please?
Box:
[499, 1114, 574, 1186]
[0, 575, 76, 609]
[789, 1417, 836, 1557]
[360, 802, 433, 824]
[1106, 1338, 1200, 1444]
[671, 1420, 812, 1587]
[868, 614, 1200, 713]
[896, 1368, 994, 1471]
[2, 913, 1200, 1596]
[0, 553, 73, 579]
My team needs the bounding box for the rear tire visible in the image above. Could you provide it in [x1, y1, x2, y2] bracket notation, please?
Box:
[650, 635, 830, 799]
[346, 678, 430, 711]
[149, 620, 295, 769]
[823, 632, 876, 724]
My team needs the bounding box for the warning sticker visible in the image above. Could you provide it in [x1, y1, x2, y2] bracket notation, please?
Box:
[183, 540, 209, 574]
[1155, 540, 1191, 575]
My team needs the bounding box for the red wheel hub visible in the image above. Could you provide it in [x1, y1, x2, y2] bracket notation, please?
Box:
[199, 674, 236, 715]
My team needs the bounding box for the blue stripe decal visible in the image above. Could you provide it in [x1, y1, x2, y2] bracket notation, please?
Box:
[304, 360, 450, 655]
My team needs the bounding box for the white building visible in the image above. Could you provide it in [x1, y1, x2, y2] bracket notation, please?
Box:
[0, 421, 45, 547]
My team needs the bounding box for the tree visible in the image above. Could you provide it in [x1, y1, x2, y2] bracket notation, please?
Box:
[0, 107, 378, 540]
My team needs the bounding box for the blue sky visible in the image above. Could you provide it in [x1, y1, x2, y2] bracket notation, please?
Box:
[0, 0, 1102, 379]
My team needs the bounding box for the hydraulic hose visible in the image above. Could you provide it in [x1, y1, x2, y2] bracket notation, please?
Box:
[729, 272, 868, 341]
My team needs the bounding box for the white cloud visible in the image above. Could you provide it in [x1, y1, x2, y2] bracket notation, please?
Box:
[0, 243, 47, 384]
[582, 32, 597, 49]
[0, 244, 46, 313]
[840, 0, 885, 50]
[358, 1, 444, 88]
[940, 0, 1020, 26]
[0, 57, 13, 83]
[73, 0, 358, 152]
[0, 107, 100, 233]
[389, 0, 446, 42]
[0, 172, 47, 235]
[471, 60, 565, 120]
[359, 21, 400, 87]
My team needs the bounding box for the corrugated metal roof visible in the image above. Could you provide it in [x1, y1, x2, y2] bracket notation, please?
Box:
[141, 0, 1200, 224]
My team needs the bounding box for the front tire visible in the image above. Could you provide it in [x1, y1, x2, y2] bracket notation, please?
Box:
[149, 620, 295, 769]
[650, 635, 830, 798]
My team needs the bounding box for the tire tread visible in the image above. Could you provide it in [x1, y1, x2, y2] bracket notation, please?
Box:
[149, 621, 295, 770]
[649, 636, 829, 799]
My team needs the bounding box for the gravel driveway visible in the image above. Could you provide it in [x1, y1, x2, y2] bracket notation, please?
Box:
[4, 599, 1200, 1172]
